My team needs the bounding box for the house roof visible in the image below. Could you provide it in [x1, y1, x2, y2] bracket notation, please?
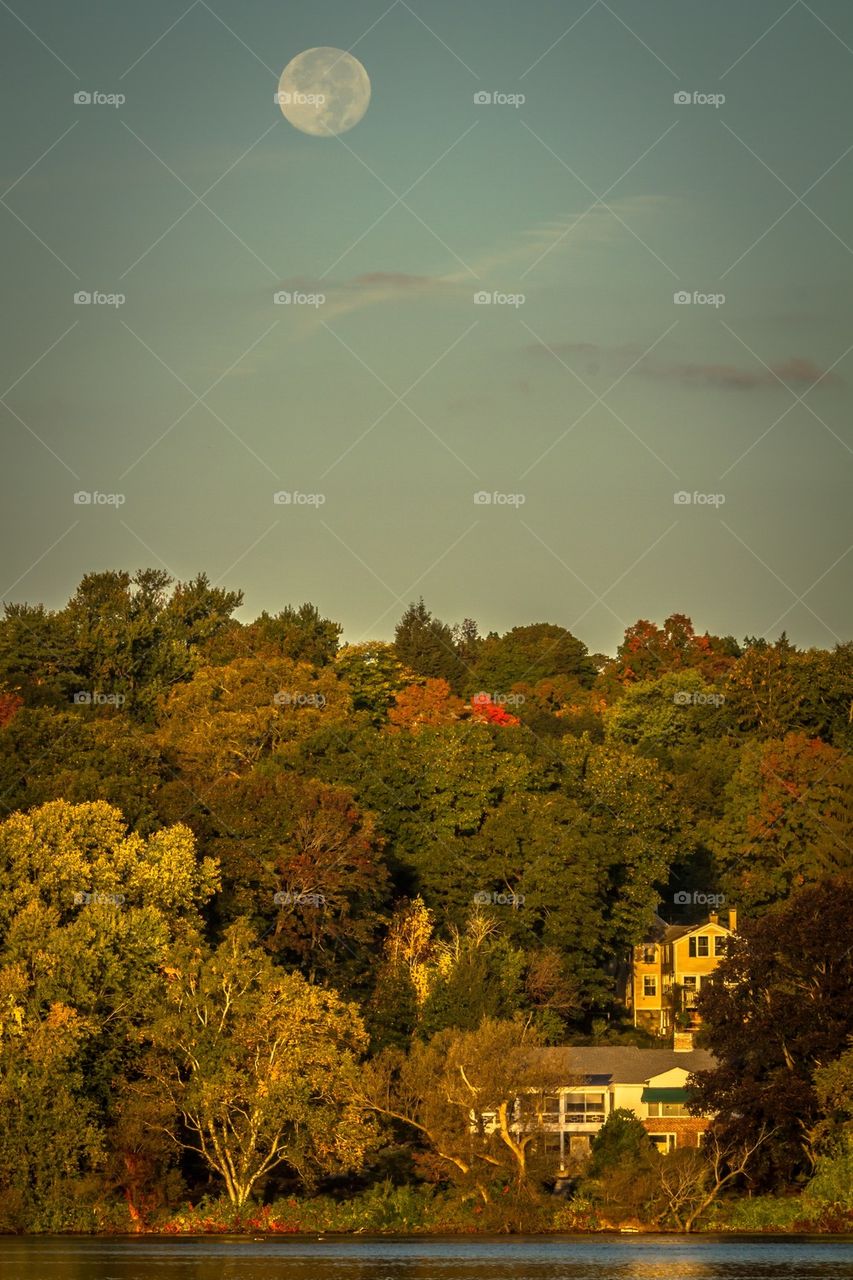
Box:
[536, 1045, 716, 1085]
[644, 919, 733, 945]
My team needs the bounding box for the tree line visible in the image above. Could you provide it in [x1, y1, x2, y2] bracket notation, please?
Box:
[0, 570, 850, 1230]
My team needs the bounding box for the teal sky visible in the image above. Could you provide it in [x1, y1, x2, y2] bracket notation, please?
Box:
[2, 0, 851, 652]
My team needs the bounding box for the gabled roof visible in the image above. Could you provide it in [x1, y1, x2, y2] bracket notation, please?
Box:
[536, 1045, 716, 1085]
[643, 918, 733, 945]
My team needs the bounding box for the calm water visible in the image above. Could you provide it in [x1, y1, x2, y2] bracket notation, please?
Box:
[1, 1236, 852, 1280]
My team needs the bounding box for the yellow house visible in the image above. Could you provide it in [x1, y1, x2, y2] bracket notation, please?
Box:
[630, 908, 737, 1036]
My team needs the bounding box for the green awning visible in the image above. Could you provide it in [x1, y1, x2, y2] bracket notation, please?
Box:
[641, 1087, 691, 1103]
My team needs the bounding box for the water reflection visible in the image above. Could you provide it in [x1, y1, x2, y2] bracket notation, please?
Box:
[1, 1235, 851, 1280]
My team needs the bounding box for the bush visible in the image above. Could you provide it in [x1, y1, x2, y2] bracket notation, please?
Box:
[709, 1195, 803, 1232]
[550, 1196, 601, 1231]
[803, 1140, 853, 1212]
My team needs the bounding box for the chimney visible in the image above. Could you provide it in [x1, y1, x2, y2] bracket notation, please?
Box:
[727, 907, 737, 932]
[673, 1031, 694, 1052]
[709, 911, 719, 926]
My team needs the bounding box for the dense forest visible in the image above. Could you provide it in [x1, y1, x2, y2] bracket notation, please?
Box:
[0, 570, 851, 1232]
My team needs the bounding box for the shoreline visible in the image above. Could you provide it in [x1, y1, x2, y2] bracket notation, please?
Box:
[3, 1228, 852, 1240]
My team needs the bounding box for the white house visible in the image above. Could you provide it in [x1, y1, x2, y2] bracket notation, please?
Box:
[521, 1045, 716, 1167]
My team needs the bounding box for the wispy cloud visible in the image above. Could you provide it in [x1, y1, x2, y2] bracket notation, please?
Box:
[524, 341, 844, 392]
[271, 195, 671, 331]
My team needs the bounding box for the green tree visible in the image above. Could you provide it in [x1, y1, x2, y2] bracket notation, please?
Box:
[145, 920, 375, 1207]
[724, 638, 853, 748]
[335, 642, 410, 723]
[0, 977, 104, 1230]
[0, 707, 168, 829]
[198, 771, 389, 984]
[359, 1018, 562, 1200]
[394, 600, 467, 692]
[604, 670, 728, 765]
[472, 623, 596, 693]
[708, 732, 853, 915]
[156, 656, 349, 782]
[0, 800, 220, 1225]
[213, 602, 341, 666]
[691, 877, 853, 1185]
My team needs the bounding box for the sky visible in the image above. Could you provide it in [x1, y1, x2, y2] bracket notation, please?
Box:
[1, 0, 851, 654]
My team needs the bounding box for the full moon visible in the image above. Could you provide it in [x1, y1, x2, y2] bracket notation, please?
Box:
[277, 47, 371, 137]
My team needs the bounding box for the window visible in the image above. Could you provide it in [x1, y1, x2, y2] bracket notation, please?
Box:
[648, 1102, 689, 1117]
[542, 1095, 560, 1122]
[689, 935, 710, 958]
[643, 946, 656, 963]
[643, 976, 657, 996]
[519, 1094, 560, 1122]
[682, 976, 698, 1006]
[650, 1133, 677, 1152]
[714, 936, 728, 956]
[564, 1093, 606, 1124]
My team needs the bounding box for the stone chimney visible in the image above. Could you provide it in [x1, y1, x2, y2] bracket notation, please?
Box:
[673, 1031, 694, 1052]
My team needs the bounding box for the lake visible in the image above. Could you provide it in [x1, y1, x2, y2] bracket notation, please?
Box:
[1, 1236, 852, 1280]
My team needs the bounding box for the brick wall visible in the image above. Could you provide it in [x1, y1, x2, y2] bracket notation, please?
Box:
[642, 1116, 709, 1148]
